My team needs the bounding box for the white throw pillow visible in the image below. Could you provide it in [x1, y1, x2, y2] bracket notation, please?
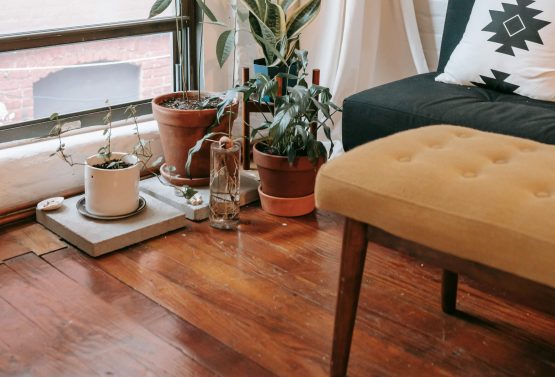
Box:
[436, 0, 555, 102]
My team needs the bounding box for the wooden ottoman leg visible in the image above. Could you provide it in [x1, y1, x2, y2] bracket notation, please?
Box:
[331, 219, 368, 377]
[442, 270, 458, 314]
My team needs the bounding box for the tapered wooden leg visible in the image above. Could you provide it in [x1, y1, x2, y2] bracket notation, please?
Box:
[331, 219, 368, 377]
[442, 270, 458, 314]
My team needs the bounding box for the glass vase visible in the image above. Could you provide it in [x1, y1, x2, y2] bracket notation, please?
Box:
[209, 142, 241, 229]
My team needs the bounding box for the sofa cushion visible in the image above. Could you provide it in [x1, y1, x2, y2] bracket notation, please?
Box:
[436, 0, 555, 102]
[342, 73, 555, 151]
[317, 125, 555, 288]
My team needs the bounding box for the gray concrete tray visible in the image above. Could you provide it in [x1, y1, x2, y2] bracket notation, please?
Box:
[36, 192, 187, 257]
[139, 170, 260, 221]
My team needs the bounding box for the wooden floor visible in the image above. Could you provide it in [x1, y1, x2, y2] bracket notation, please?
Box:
[0, 206, 554, 376]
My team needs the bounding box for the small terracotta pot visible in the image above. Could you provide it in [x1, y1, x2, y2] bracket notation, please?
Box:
[253, 143, 324, 198]
[152, 91, 239, 186]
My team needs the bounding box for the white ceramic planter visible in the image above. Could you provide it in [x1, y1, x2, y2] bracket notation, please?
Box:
[84, 152, 140, 216]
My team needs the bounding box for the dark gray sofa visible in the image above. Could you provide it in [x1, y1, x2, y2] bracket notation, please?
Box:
[342, 0, 555, 151]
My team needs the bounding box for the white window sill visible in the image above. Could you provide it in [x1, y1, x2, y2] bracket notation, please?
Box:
[0, 120, 162, 214]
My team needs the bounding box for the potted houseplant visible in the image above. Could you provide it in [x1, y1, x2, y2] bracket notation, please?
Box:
[148, 0, 239, 186]
[49, 105, 151, 217]
[240, 50, 341, 216]
[50, 104, 199, 218]
[214, 0, 321, 93]
[242, 0, 320, 76]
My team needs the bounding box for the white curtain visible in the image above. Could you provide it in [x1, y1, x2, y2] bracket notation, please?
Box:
[202, 0, 438, 147]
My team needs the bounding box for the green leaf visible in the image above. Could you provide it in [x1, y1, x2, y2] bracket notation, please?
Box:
[195, 0, 218, 22]
[253, 32, 287, 67]
[287, 145, 296, 164]
[185, 132, 227, 177]
[239, 0, 261, 18]
[260, 78, 278, 101]
[329, 101, 342, 112]
[264, 2, 286, 39]
[310, 97, 330, 120]
[149, 0, 173, 18]
[252, 15, 279, 64]
[278, 0, 298, 12]
[287, 0, 320, 39]
[216, 30, 236, 68]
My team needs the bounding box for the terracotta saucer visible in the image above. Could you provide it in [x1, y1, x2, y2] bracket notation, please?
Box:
[258, 186, 315, 217]
[160, 163, 210, 187]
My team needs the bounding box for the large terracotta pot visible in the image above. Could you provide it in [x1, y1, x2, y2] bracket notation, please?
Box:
[152, 91, 239, 186]
[253, 143, 324, 216]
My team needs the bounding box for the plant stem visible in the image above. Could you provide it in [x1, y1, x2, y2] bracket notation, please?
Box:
[198, 0, 205, 102]
[227, 3, 239, 137]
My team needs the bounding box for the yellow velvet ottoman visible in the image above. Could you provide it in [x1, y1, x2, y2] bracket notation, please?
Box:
[315, 125, 555, 377]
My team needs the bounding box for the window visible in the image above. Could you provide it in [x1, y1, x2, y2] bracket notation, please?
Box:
[0, 0, 197, 143]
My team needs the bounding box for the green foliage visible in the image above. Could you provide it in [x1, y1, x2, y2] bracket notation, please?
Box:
[209, 0, 321, 68]
[239, 0, 321, 66]
[216, 29, 236, 68]
[235, 50, 341, 165]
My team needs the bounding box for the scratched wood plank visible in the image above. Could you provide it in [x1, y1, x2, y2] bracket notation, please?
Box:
[94, 206, 554, 377]
[43, 247, 276, 377]
[0, 221, 66, 261]
[0, 254, 216, 377]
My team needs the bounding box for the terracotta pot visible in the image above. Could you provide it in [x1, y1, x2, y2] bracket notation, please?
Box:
[152, 91, 239, 186]
[253, 143, 324, 198]
[257, 187, 315, 217]
[84, 152, 140, 216]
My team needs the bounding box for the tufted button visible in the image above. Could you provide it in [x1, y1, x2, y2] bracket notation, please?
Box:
[398, 156, 411, 162]
[493, 159, 508, 164]
[462, 171, 477, 178]
[535, 191, 551, 198]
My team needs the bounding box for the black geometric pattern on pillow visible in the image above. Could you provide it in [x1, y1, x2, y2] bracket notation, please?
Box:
[471, 70, 520, 94]
[482, 0, 550, 56]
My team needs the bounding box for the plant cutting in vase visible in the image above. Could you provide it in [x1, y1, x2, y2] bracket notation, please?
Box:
[239, 50, 341, 216]
[148, 0, 239, 186]
[49, 103, 198, 218]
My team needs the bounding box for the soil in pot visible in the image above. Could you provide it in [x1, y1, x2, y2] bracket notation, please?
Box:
[152, 91, 239, 186]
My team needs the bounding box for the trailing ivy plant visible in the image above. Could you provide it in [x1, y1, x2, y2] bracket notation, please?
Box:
[49, 105, 198, 200]
[240, 49, 341, 164]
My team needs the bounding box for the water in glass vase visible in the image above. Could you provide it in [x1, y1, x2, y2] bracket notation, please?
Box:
[209, 141, 241, 229]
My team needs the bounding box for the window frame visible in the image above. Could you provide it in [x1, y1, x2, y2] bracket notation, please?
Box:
[0, 0, 197, 143]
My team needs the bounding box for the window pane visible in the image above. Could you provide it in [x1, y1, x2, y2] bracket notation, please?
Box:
[0, 34, 173, 128]
[0, 0, 176, 35]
